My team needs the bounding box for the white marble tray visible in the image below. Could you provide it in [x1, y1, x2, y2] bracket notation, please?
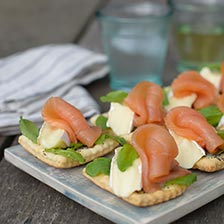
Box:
[4, 145, 224, 224]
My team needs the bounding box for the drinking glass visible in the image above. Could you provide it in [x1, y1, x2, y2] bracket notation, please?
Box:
[97, 1, 172, 90]
[169, 0, 224, 72]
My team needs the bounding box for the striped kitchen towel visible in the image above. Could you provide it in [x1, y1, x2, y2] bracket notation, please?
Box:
[0, 44, 109, 135]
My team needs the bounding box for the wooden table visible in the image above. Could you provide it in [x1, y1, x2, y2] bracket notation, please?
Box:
[0, 1, 223, 223]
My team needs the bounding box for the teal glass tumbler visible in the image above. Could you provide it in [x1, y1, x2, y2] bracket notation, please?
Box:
[97, 1, 173, 91]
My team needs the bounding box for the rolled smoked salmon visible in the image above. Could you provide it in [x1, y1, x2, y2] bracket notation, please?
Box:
[219, 62, 224, 93]
[217, 93, 224, 113]
[171, 71, 218, 109]
[132, 124, 190, 193]
[165, 106, 224, 154]
[42, 97, 102, 147]
[124, 81, 164, 127]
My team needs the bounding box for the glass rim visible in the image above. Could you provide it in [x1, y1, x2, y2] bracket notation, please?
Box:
[96, 2, 173, 24]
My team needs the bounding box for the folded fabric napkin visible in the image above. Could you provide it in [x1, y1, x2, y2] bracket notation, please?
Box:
[0, 44, 109, 135]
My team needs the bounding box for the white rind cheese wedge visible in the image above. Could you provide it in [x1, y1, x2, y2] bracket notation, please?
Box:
[217, 115, 224, 130]
[169, 130, 206, 169]
[37, 122, 70, 149]
[165, 89, 197, 111]
[110, 147, 142, 197]
[200, 67, 221, 89]
[107, 102, 134, 136]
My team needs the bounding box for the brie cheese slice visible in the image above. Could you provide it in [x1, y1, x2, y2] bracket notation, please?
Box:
[165, 92, 197, 111]
[169, 130, 206, 169]
[110, 147, 142, 197]
[217, 115, 224, 130]
[37, 122, 70, 149]
[107, 102, 134, 136]
[200, 67, 221, 90]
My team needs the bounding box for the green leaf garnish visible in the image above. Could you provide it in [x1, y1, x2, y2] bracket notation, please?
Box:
[110, 135, 127, 145]
[217, 129, 224, 140]
[117, 144, 139, 172]
[19, 116, 39, 144]
[216, 149, 224, 155]
[162, 87, 170, 106]
[69, 142, 84, 150]
[100, 90, 128, 103]
[86, 157, 112, 177]
[45, 148, 85, 164]
[217, 133, 224, 154]
[95, 133, 108, 144]
[199, 63, 221, 73]
[95, 133, 126, 145]
[198, 105, 223, 127]
[95, 115, 108, 130]
[165, 173, 197, 187]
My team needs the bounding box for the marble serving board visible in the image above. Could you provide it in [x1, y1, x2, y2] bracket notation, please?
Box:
[4, 145, 224, 224]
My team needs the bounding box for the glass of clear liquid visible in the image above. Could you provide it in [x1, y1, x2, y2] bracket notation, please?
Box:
[169, 0, 224, 72]
[97, 1, 172, 91]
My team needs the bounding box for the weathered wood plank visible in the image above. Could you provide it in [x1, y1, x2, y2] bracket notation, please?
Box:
[1, 156, 224, 224]
[0, 136, 6, 160]
[0, 136, 15, 160]
[0, 158, 113, 224]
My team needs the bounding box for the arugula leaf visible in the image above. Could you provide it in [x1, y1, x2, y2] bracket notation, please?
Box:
[162, 87, 170, 106]
[217, 129, 224, 140]
[109, 135, 127, 145]
[86, 157, 112, 176]
[95, 133, 126, 145]
[117, 144, 139, 172]
[95, 133, 108, 144]
[95, 115, 108, 130]
[198, 105, 223, 127]
[69, 142, 84, 150]
[45, 148, 85, 164]
[19, 116, 39, 144]
[216, 149, 224, 155]
[165, 173, 197, 187]
[100, 91, 128, 103]
[199, 63, 221, 73]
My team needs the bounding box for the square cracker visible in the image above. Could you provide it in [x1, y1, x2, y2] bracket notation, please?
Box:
[82, 169, 188, 207]
[18, 135, 118, 168]
[193, 152, 224, 172]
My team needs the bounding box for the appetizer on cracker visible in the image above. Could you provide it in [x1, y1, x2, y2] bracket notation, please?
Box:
[92, 81, 164, 138]
[96, 68, 224, 172]
[162, 65, 224, 172]
[83, 124, 196, 207]
[18, 97, 119, 168]
[164, 65, 222, 111]
[165, 106, 224, 172]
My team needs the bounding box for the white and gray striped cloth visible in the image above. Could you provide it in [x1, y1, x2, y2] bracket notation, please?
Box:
[0, 44, 109, 135]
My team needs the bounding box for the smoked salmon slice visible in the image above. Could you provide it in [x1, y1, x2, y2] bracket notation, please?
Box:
[42, 97, 102, 147]
[219, 62, 224, 93]
[124, 81, 164, 127]
[164, 106, 224, 154]
[132, 124, 190, 193]
[171, 71, 218, 109]
[217, 93, 224, 113]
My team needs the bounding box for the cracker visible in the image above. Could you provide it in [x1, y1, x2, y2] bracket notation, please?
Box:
[82, 169, 187, 207]
[193, 152, 224, 172]
[18, 135, 118, 168]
